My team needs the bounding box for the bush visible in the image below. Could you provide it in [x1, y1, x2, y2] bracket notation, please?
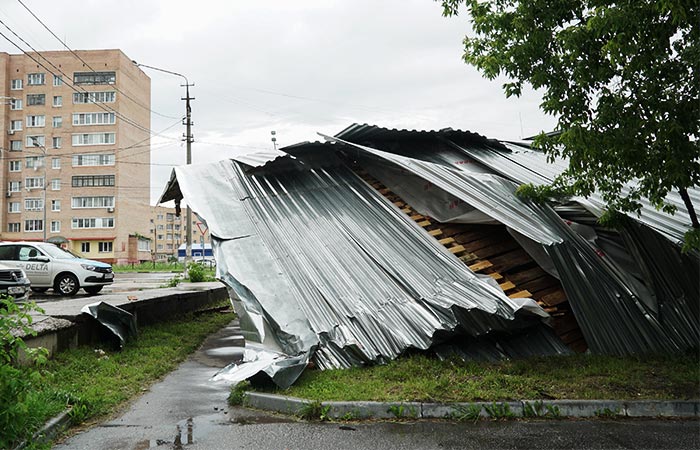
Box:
[0, 297, 47, 448]
[187, 262, 206, 282]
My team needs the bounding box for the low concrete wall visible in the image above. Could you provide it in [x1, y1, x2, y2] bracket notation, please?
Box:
[22, 284, 229, 358]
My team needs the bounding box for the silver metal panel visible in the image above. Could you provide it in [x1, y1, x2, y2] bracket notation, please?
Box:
[169, 157, 561, 387]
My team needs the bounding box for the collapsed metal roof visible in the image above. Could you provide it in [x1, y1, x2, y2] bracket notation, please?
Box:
[160, 123, 699, 387]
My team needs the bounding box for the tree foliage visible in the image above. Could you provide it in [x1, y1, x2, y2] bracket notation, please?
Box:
[440, 0, 700, 246]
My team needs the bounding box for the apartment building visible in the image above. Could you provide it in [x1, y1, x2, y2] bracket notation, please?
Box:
[150, 205, 210, 261]
[0, 49, 152, 264]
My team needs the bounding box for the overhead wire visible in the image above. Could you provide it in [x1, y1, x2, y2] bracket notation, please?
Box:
[14, 0, 181, 120]
[0, 21, 181, 140]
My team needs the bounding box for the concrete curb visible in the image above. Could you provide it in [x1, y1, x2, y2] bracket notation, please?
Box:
[244, 392, 699, 420]
[14, 409, 72, 450]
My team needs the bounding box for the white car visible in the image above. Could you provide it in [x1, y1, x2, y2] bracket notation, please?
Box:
[0, 242, 114, 296]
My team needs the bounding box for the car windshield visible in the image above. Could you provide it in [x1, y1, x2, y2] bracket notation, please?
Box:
[38, 243, 78, 259]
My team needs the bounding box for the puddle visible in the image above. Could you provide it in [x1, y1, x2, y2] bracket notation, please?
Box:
[173, 414, 226, 448]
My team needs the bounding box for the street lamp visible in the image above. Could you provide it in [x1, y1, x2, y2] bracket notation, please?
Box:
[30, 137, 47, 242]
[132, 61, 194, 274]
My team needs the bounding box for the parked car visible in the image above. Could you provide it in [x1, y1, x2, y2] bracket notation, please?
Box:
[0, 242, 113, 296]
[0, 262, 30, 302]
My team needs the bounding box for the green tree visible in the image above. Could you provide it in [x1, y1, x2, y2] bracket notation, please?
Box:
[440, 0, 700, 247]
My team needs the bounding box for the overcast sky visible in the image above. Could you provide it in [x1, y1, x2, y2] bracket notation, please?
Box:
[0, 0, 556, 205]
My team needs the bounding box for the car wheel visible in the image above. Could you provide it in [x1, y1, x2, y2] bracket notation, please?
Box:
[84, 286, 103, 295]
[31, 287, 48, 293]
[55, 273, 80, 296]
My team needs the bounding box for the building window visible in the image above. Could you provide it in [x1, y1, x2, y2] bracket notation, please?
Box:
[8, 181, 21, 192]
[25, 156, 44, 169]
[25, 177, 44, 189]
[166, 243, 173, 250]
[8, 202, 20, 213]
[51, 157, 61, 169]
[24, 198, 44, 211]
[52, 137, 62, 149]
[24, 219, 43, 232]
[53, 75, 63, 86]
[51, 199, 61, 211]
[8, 223, 20, 233]
[26, 135, 45, 147]
[72, 112, 116, 126]
[157, 244, 164, 250]
[10, 99, 22, 110]
[138, 239, 150, 251]
[174, 224, 180, 231]
[71, 196, 114, 208]
[72, 217, 114, 229]
[166, 224, 173, 230]
[157, 234, 164, 240]
[71, 174, 115, 187]
[73, 71, 115, 85]
[26, 115, 45, 127]
[10, 140, 22, 152]
[166, 233, 173, 240]
[11, 79, 23, 90]
[10, 120, 22, 131]
[27, 94, 46, 106]
[98, 241, 113, 253]
[27, 73, 45, 86]
[51, 179, 61, 190]
[53, 95, 63, 107]
[71, 133, 115, 146]
[51, 220, 60, 233]
[81, 242, 90, 253]
[72, 91, 116, 104]
[52, 116, 62, 128]
[72, 154, 115, 166]
[9, 161, 21, 172]
[157, 224, 164, 230]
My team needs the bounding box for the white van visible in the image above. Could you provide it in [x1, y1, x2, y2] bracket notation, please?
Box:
[0, 242, 113, 296]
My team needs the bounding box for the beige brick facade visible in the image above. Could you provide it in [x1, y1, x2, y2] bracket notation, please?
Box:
[150, 205, 210, 261]
[0, 49, 151, 264]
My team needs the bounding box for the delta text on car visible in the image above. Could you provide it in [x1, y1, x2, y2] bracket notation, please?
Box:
[0, 241, 114, 296]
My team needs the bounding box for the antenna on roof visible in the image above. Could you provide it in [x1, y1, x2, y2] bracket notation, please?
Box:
[271, 130, 277, 150]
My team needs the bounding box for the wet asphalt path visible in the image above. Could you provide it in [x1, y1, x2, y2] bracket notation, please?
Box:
[54, 319, 699, 450]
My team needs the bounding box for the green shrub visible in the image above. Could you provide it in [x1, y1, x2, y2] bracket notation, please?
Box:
[0, 298, 48, 449]
[187, 262, 206, 282]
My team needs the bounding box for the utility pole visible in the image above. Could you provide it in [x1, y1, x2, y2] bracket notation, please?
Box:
[182, 82, 195, 273]
[132, 61, 194, 275]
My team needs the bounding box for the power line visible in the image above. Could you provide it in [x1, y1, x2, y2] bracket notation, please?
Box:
[0, 22, 171, 137]
[14, 0, 180, 121]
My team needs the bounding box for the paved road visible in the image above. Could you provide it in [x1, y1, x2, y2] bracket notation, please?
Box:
[30, 272, 180, 303]
[55, 320, 700, 450]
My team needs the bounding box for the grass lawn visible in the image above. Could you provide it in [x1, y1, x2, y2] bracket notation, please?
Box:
[258, 352, 699, 403]
[14, 308, 234, 449]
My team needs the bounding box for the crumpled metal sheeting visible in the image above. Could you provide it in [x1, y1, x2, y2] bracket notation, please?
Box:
[80, 301, 137, 349]
[541, 207, 699, 355]
[212, 342, 310, 389]
[327, 137, 699, 356]
[450, 140, 698, 245]
[434, 325, 571, 362]
[231, 162, 549, 371]
[327, 137, 564, 246]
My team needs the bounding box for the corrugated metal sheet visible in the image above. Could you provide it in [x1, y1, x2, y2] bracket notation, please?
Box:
[325, 131, 699, 357]
[449, 140, 699, 245]
[168, 156, 567, 387]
